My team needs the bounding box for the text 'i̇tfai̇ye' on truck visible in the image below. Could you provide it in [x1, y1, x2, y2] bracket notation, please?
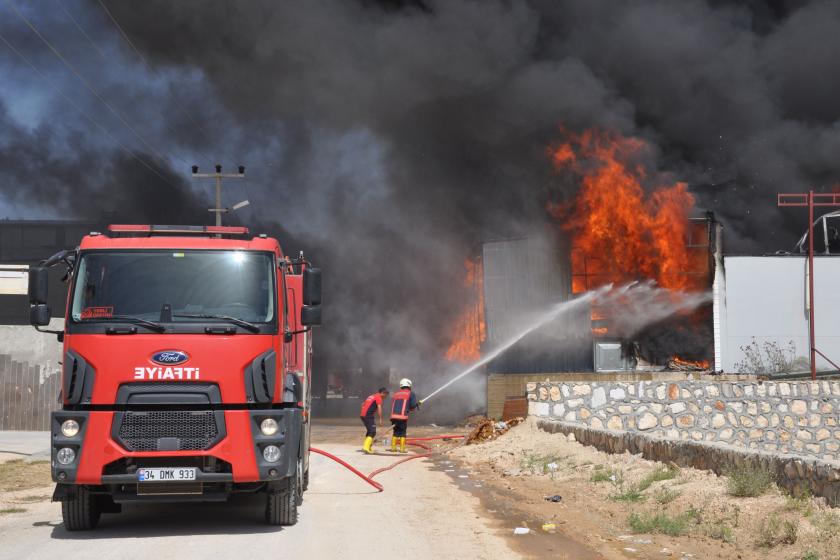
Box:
[27, 224, 322, 530]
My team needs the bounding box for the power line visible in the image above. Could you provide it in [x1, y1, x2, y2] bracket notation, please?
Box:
[0, 27, 181, 190]
[95, 0, 255, 219]
[95, 0, 213, 141]
[6, 0, 173, 166]
[56, 0, 106, 59]
[54, 0, 197, 168]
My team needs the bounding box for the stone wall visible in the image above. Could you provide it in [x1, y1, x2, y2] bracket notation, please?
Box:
[536, 419, 840, 506]
[527, 380, 840, 463]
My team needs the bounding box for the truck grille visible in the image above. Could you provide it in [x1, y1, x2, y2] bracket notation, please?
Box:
[116, 411, 220, 452]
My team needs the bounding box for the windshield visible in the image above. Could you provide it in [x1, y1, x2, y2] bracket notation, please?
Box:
[70, 250, 275, 325]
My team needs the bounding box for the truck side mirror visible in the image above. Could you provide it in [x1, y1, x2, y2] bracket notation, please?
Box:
[303, 268, 321, 306]
[28, 266, 49, 305]
[30, 304, 51, 327]
[300, 305, 322, 327]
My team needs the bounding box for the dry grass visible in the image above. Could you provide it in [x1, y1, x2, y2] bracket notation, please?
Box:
[0, 460, 52, 493]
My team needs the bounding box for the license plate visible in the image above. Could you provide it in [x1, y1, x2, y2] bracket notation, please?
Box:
[137, 467, 197, 482]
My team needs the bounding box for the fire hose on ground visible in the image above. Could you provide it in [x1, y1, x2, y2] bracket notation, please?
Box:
[310, 435, 465, 493]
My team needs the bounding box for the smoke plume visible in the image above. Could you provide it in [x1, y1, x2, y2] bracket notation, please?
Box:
[2, 1, 840, 391]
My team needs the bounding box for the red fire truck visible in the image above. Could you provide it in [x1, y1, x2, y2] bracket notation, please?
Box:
[27, 224, 321, 530]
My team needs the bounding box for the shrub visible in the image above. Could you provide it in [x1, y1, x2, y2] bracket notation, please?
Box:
[628, 512, 691, 536]
[725, 464, 774, 497]
[755, 514, 797, 548]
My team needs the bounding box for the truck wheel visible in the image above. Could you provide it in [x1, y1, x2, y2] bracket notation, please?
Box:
[61, 486, 101, 531]
[265, 475, 298, 526]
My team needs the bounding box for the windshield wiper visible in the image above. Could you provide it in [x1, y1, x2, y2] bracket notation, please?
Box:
[174, 314, 260, 333]
[81, 315, 166, 332]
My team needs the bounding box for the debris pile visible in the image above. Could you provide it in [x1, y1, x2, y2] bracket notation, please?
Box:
[465, 417, 524, 445]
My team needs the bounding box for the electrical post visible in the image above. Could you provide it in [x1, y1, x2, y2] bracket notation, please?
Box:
[778, 191, 840, 379]
[191, 164, 248, 226]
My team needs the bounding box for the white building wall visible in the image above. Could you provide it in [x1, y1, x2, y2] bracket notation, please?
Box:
[720, 256, 840, 373]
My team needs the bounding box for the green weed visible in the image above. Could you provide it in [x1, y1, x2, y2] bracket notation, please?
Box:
[725, 464, 774, 497]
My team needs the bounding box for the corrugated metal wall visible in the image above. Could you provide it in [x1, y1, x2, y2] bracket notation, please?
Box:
[482, 233, 592, 373]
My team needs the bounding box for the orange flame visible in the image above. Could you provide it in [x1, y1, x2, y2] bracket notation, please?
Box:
[548, 129, 704, 293]
[671, 356, 710, 369]
[445, 258, 486, 363]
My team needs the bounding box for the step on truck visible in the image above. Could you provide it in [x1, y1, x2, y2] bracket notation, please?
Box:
[27, 224, 321, 530]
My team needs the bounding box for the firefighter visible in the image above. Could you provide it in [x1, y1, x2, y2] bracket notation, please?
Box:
[390, 378, 421, 453]
[360, 387, 389, 454]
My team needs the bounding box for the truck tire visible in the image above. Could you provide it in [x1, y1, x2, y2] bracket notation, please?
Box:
[265, 475, 298, 526]
[61, 486, 101, 531]
[302, 468, 309, 492]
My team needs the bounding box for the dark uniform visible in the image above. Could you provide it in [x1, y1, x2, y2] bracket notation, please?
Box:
[360, 393, 383, 438]
[390, 388, 419, 453]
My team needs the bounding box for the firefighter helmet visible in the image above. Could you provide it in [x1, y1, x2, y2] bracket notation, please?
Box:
[399, 378, 413, 388]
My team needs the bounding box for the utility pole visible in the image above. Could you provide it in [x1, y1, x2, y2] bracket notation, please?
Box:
[777, 191, 840, 379]
[191, 164, 247, 226]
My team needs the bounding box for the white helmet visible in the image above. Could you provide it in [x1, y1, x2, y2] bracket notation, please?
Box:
[399, 378, 413, 388]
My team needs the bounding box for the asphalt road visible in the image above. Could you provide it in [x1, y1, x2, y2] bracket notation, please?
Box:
[0, 429, 518, 560]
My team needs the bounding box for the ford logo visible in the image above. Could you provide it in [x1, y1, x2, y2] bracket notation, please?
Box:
[151, 351, 189, 365]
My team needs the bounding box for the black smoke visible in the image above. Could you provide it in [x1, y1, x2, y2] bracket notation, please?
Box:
[2, 1, 840, 390]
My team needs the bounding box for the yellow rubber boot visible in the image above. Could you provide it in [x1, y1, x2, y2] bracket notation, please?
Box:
[391, 436, 398, 452]
[399, 437, 407, 454]
[362, 436, 373, 454]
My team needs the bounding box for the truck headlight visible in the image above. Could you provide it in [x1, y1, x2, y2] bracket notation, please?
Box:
[61, 419, 80, 438]
[56, 447, 76, 465]
[260, 418, 279, 436]
[263, 445, 281, 463]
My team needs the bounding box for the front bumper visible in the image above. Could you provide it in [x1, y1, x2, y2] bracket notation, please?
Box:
[51, 408, 303, 486]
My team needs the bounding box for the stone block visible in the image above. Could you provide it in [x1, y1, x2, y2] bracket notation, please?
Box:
[609, 388, 626, 400]
[590, 417, 604, 429]
[791, 400, 807, 415]
[691, 431, 703, 441]
[549, 386, 562, 401]
[706, 385, 720, 397]
[618, 405, 632, 414]
[677, 414, 695, 427]
[661, 415, 674, 427]
[745, 385, 754, 396]
[526, 382, 537, 392]
[797, 430, 813, 441]
[816, 429, 830, 441]
[747, 402, 758, 415]
[538, 387, 549, 401]
[655, 385, 666, 400]
[572, 384, 591, 396]
[770, 413, 780, 427]
[669, 402, 686, 414]
[809, 415, 821, 428]
[712, 414, 726, 428]
[668, 383, 679, 399]
[564, 411, 577, 422]
[783, 416, 795, 429]
[756, 416, 769, 428]
[715, 400, 725, 411]
[749, 429, 763, 440]
[779, 383, 791, 396]
[566, 398, 583, 409]
[580, 408, 591, 420]
[638, 412, 658, 430]
[820, 402, 834, 414]
[561, 385, 570, 397]
[591, 387, 607, 408]
[553, 404, 565, 417]
[607, 415, 623, 430]
[739, 416, 754, 428]
[530, 402, 550, 416]
[665, 429, 679, 439]
[760, 402, 771, 413]
[651, 403, 663, 414]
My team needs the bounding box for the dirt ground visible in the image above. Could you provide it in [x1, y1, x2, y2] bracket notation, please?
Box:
[449, 417, 840, 560]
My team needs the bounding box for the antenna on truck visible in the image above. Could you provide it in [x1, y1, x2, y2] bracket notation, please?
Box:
[191, 164, 247, 226]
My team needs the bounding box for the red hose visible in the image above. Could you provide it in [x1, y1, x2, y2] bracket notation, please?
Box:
[309, 447, 384, 492]
[309, 434, 464, 493]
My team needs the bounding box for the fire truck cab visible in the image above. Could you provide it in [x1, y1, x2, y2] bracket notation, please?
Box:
[27, 224, 321, 530]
